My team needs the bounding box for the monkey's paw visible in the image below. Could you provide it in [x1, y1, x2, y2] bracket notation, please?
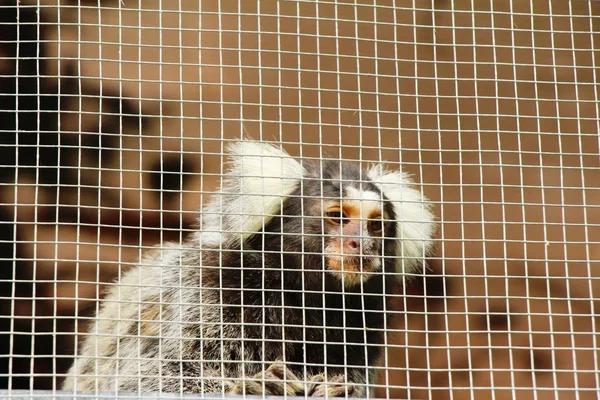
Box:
[307, 374, 361, 397]
[229, 363, 305, 396]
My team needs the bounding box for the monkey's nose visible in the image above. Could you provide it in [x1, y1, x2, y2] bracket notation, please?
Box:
[342, 238, 361, 254]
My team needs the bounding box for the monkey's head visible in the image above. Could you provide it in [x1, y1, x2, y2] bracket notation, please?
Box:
[201, 140, 436, 287]
[281, 161, 398, 288]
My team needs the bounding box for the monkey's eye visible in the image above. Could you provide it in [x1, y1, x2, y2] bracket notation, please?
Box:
[326, 210, 344, 224]
[369, 218, 384, 235]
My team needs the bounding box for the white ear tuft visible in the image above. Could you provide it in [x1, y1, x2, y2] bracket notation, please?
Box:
[367, 165, 436, 277]
[202, 140, 307, 244]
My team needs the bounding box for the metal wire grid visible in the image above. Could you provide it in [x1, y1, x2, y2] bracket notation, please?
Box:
[0, 0, 598, 399]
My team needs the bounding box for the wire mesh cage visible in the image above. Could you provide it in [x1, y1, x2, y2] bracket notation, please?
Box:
[0, 0, 599, 399]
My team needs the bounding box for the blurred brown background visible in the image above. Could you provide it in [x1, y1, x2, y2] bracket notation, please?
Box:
[1, 0, 598, 398]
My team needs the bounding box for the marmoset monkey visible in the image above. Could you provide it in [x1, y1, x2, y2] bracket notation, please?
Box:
[62, 141, 436, 397]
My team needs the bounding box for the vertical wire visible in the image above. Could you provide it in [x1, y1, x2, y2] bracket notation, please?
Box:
[112, 0, 125, 394]
[371, 2, 389, 398]
[270, 3, 292, 393]
[333, 1, 350, 388]
[156, 0, 166, 393]
[400, 2, 425, 397]
[428, 2, 442, 399]
[389, 3, 403, 396]
[135, 0, 144, 393]
[76, 1, 89, 393]
[508, 1, 539, 398]
[295, 0, 310, 389]
[52, 2, 63, 391]
[118, 0, 127, 390]
[236, 1, 248, 392]
[216, 0, 227, 392]
[579, 0, 600, 391]
[8, 1, 20, 390]
[274, 11, 285, 375]
[450, 1, 476, 396]
[529, 2, 559, 396]
[548, 3, 581, 394]
[467, 1, 498, 398]
[316, 0, 330, 390]
[177, 0, 186, 395]
[488, 1, 518, 398]
[445, 2, 475, 397]
[197, 0, 206, 393]
[351, 1, 369, 396]
[413, 2, 434, 398]
[11, 2, 27, 393]
[29, 1, 42, 388]
[256, 1, 268, 391]
[196, 0, 207, 392]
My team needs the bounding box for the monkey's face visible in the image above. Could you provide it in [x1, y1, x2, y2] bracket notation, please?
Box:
[320, 187, 391, 287]
[277, 161, 397, 289]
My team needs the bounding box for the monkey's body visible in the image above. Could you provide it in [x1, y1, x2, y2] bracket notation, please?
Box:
[63, 141, 436, 396]
[63, 233, 389, 395]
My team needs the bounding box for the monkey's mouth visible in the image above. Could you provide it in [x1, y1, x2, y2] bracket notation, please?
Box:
[326, 255, 379, 272]
[325, 255, 381, 286]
